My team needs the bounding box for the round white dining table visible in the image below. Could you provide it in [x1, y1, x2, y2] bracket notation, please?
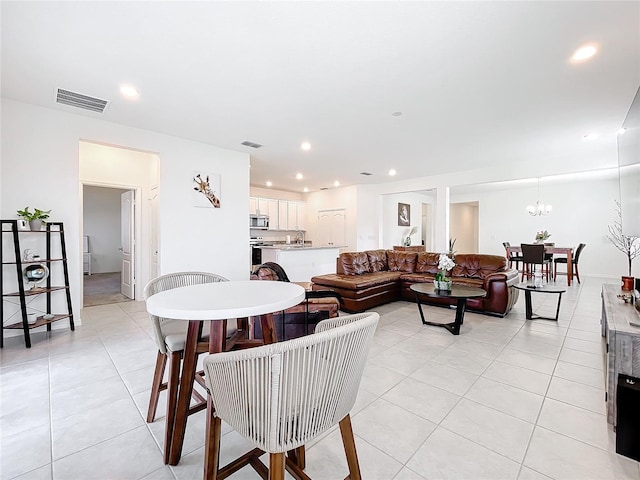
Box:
[145, 280, 305, 466]
[146, 280, 305, 320]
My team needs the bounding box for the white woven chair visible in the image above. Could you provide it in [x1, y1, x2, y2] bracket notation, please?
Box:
[202, 311, 379, 480]
[144, 271, 229, 463]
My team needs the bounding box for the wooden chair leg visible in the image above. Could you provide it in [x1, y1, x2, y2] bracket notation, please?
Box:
[287, 446, 306, 469]
[339, 415, 362, 480]
[203, 397, 221, 480]
[164, 351, 181, 464]
[147, 351, 167, 423]
[269, 453, 286, 480]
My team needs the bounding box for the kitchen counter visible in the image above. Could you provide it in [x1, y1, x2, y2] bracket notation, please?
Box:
[259, 245, 341, 282]
[259, 245, 343, 251]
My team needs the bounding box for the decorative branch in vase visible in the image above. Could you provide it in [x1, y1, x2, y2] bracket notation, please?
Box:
[607, 200, 639, 290]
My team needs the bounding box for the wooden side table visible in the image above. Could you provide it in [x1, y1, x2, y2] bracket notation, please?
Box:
[514, 283, 566, 321]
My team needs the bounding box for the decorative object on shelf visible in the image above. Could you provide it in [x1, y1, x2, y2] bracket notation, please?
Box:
[16, 207, 51, 231]
[535, 230, 551, 243]
[23, 263, 49, 290]
[606, 200, 640, 290]
[434, 253, 455, 291]
[192, 172, 221, 208]
[449, 237, 457, 255]
[27, 313, 38, 325]
[527, 178, 552, 216]
[17, 219, 29, 231]
[402, 226, 417, 246]
[398, 203, 410, 226]
[617, 293, 633, 304]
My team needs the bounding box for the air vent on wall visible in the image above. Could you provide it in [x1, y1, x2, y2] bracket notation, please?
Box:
[360, 172, 373, 176]
[56, 88, 109, 113]
[241, 141, 263, 149]
[320, 187, 328, 190]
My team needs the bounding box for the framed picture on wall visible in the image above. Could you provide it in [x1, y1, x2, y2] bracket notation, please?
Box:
[398, 203, 410, 226]
[192, 172, 221, 208]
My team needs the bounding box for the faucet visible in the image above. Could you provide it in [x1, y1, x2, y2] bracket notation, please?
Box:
[296, 231, 305, 245]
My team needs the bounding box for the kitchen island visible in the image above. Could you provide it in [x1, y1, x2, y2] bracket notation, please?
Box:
[259, 245, 341, 282]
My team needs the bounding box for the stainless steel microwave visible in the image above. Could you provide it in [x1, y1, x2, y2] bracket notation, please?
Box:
[250, 214, 269, 230]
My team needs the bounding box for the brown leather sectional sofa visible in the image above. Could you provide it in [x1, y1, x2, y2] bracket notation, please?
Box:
[310, 249, 520, 316]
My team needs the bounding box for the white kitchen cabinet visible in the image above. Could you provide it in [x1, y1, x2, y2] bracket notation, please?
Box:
[249, 197, 259, 215]
[296, 202, 307, 231]
[267, 199, 279, 230]
[286, 201, 306, 231]
[278, 200, 289, 230]
[250, 196, 307, 231]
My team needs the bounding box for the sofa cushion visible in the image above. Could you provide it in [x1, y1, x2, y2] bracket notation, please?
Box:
[367, 249, 388, 272]
[311, 271, 402, 290]
[387, 250, 417, 272]
[451, 254, 507, 280]
[415, 252, 441, 274]
[340, 252, 370, 275]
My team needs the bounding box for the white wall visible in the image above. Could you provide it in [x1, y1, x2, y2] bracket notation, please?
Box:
[83, 185, 127, 273]
[1, 99, 250, 331]
[381, 192, 432, 249]
[80, 141, 159, 291]
[314, 172, 637, 278]
[450, 202, 478, 254]
[449, 176, 630, 277]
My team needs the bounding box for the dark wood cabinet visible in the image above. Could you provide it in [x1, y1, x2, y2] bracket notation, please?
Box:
[393, 245, 425, 253]
[1, 220, 74, 348]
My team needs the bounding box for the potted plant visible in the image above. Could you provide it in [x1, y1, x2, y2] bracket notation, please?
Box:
[17, 207, 51, 231]
[434, 253, 455, 290]
[535, 230, 551, 244]
[607, 200, 640, 291]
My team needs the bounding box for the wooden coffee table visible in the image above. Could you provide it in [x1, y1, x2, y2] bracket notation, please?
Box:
[514, 282, 566, 321]
[410, 283, 486, 335]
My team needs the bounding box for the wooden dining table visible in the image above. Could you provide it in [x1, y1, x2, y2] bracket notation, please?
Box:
[505, 245, 574, 286]
[145, 280, 305, 468]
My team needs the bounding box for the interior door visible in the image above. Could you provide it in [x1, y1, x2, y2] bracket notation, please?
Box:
[317, 212, 332, 246]
[150, 186, 159, 280]
[121, 190, 135, 299]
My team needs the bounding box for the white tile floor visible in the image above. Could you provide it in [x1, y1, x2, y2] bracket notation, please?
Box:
[1, 277, 639, 480]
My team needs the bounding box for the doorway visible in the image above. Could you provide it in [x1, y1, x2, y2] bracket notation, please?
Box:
[82, 185, 134, 307]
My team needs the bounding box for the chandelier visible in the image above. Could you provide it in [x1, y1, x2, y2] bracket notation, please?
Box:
[527, 178, 552, 216]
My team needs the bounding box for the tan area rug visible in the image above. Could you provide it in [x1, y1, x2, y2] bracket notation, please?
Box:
[83, 272, 132, 307]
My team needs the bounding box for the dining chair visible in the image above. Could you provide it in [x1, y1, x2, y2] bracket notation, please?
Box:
[202, 311, 380, 480]
[554, 243, 586, 283]
[251, 262, 341, 340]
[144, 271, 230, 464]
[520, 243, 552, 281]
[503, 241, 523, 271]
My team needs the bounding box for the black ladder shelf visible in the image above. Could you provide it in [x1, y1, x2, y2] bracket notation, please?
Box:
[1, 220, 74, 348]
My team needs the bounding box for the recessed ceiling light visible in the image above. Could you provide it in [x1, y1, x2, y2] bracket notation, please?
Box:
[392, 112, 402, 117]
[618, 128, 627, 135]
[388, 169, 397, 176]
[571, 43, 598, 63]
[303, 187, 308, 193]
[120, 84, 140, 98]
[583, 133, 599, 140]
[301, 142, 311, 151]
[296, 173, 303, 180]
[334, 181, 340, 187]
[266, 181, 272, 187]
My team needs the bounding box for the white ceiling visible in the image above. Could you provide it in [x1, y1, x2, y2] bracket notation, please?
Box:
[2, 1, 638, 193]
